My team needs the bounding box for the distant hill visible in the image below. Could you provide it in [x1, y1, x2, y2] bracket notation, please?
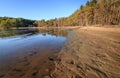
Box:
[0, 17, 35, 29]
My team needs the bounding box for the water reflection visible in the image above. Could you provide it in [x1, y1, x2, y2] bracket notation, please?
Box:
[0, 28, 68, 75]
[0, 28, 68, 59]
[0, 28, 68, 39]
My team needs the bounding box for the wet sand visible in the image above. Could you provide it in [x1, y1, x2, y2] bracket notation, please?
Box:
[52, 27, 120, 78]
[0, 46, 60, 78]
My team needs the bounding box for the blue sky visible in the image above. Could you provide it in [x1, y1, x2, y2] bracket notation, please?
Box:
[0, 0, 88, 20]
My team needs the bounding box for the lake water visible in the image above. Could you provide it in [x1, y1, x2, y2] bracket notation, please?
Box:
[0, 28, 68, 66]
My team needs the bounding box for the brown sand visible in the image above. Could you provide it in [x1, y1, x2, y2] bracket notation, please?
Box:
[0, 47, 59, 78]
[52, 27, 120, 78]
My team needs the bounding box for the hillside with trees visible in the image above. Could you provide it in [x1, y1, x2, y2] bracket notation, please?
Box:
[37, 0, 120, 27]
[0, 17, 35, 29]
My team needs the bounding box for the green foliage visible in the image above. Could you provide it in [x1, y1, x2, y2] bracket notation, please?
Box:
[91, 0, 97, 4]
[0, 17, 35, 29]
[86, 1, 90, 6]
[80, 5, 84, 10]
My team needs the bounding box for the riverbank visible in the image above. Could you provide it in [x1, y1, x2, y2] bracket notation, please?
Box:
[0, 26, 120, 78]
[52, 26, 120, 78]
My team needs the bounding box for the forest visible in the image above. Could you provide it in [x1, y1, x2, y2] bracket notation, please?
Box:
[0, 17, 35, 29]
[0, 0, 119, 29]
[37, 0, 120, 27]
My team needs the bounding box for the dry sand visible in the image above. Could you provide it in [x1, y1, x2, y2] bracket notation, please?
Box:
[51, 27, 120, 78]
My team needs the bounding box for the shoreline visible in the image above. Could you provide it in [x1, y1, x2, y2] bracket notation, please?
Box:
[0, 26, 120, 78]
[52, 26, 120, 78]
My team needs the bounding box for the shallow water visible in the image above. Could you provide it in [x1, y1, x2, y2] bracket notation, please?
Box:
[0, 28, 68, 70]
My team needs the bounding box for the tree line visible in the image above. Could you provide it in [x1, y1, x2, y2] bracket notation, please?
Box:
[0, 17, 35, 29]
[36, 0, 120, 27]
[0, 0, 119, 29]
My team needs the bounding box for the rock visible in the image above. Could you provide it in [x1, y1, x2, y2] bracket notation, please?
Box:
[48, 57, 54, 61]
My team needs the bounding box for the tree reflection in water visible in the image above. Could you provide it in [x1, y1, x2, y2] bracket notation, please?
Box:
[0, 28, 68, 39]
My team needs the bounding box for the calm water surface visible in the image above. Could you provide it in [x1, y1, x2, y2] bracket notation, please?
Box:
[0, 28, 68, 61]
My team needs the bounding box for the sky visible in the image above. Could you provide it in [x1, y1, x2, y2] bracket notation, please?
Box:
[0, 0, 88, 20]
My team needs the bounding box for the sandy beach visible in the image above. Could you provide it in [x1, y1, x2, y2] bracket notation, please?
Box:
[52, 26, 120, 78]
